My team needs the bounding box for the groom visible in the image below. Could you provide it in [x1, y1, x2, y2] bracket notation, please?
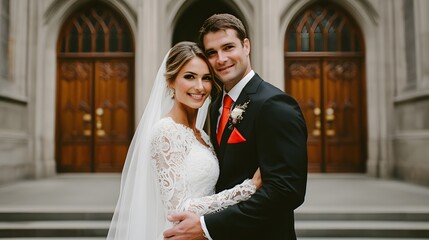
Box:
[164, 13, 308, 240]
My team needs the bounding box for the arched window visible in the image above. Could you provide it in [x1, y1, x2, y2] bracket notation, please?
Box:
[286, 4, 361, 52]
[59, 5, 132, 53]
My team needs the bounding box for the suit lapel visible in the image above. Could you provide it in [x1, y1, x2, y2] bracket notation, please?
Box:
[210, 94, 222, 152]
[218, 75, 263, 159]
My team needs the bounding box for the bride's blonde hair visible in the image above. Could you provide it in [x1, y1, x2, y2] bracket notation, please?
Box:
[164, 41, 220, 95]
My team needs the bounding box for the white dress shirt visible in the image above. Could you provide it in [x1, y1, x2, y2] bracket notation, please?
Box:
[216, 70, 255, 131]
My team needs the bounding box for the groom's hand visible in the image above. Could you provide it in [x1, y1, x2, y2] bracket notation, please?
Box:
[163, 211, 206, 240]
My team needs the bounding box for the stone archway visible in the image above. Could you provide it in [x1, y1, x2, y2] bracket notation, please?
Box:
[172, 0, 248, 45]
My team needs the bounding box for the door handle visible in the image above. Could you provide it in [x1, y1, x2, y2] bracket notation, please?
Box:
[95, 107, 106, 137]
[325, 107, 335, 136]
[312, 107, 321, 136]
[82, 113, 92, 136]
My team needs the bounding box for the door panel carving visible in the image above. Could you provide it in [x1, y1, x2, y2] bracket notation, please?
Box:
[94, 60, 132, 172]
[57, 61, 93, 172]
[288, 61, 322, 172]
[286, 59, 365, 172]
[323, 60, 363, 172]
[57, 59, 133, 172]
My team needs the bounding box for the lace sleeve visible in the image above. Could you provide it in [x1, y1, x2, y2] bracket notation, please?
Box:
[151, 120, 256, 216]
[151, 121, 189, 215]
[183, 179, 256, 215]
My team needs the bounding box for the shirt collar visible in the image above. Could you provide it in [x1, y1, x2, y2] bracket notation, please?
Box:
[223, 70, 255, 102]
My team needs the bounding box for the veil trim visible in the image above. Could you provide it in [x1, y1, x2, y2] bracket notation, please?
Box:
[107, 50, 210, 239]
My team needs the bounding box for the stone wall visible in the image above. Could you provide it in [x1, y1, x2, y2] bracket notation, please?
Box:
[391, 0, 429, 186]
[0, 0, 32, 185]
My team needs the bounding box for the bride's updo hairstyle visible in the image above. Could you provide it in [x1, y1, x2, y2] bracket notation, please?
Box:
[164, 41, 220, 94]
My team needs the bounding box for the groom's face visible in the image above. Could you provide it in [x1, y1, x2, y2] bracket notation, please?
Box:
[203, 29, 251, 92]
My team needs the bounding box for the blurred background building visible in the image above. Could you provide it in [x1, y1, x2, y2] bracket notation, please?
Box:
[0, 0, 428, 186]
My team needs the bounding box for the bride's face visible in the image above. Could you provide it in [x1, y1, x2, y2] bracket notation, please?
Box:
[171, 56, 213, 110]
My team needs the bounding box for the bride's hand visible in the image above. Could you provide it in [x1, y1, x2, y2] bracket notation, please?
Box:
[251, 168, 262, 190]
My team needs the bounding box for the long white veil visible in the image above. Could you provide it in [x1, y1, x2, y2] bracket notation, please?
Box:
[106, 50, 210, 239]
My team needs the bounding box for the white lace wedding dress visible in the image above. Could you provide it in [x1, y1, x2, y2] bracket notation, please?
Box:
[150, 117, 256, 234]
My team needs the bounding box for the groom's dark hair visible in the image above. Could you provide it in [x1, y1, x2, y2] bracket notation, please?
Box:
[199, 13, 247, 48]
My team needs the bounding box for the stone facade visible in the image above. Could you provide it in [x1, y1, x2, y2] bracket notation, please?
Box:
[0, 0, 428, 186]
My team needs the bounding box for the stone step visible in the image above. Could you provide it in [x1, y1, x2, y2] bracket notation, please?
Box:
[0, 212, 112, 221]
[3, 209, 428, 221]
[296, 220, 429, 238]
[0, 238, 105, 240]
[1, 238, 427, 240]
[1, 210, 428, 238]
[298, 239, 429, 240]
[1, 220, 428, 238]
[0, 221, 110, 238]
[295, 210, 429, 221]
[1, 237, 429, 240]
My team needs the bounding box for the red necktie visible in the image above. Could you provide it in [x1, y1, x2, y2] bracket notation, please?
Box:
[217, 95, 234, 144]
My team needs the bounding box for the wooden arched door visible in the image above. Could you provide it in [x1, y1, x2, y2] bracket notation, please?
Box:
[56, 3, 134, 172]
[284, 3, 367, 172]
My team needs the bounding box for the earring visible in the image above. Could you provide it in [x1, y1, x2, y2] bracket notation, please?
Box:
[168, 87, 175, 99]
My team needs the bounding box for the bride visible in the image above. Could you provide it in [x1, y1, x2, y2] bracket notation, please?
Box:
[106, 41, 261, 239]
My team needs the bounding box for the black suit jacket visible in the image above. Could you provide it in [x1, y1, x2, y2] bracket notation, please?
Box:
[205, 74, 308, 240]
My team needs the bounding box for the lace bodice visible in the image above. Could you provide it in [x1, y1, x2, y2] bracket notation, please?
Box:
[150, 117, 256, 216]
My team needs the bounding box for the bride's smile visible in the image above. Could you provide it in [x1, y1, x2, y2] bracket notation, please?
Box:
[189, 93, 206, 101]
